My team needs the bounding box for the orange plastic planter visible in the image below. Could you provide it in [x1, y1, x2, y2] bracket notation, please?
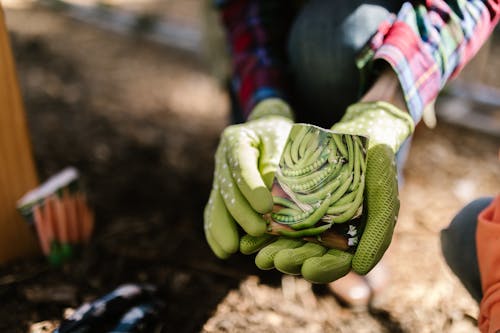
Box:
[0, 7, 40, 263]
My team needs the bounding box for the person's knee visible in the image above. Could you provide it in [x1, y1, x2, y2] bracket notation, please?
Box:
[287, 0, 399, 124]
[442, 197, 493, 242]
[441, 197, 493, 260]
[440, 197, 493, 303]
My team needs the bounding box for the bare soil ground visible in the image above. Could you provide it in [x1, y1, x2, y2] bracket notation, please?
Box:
[1, 4, 499, 333]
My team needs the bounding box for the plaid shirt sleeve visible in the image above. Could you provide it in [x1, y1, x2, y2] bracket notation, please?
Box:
[216, 0, 294, 120]
[358, 0, 500, 124]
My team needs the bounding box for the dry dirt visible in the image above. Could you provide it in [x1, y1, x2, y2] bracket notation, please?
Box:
[0, 4, 499, 333]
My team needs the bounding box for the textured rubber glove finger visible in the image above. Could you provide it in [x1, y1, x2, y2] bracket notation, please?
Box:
[204, 189, 239, 255]
[215, 148, 268, 236]
[255, 238, 305, 270]
[352, 144, 399, 274]
[240, 234, 276, 255]
[301, 249, 353, 284]
[223, 129, 273, 214]
[274, 243, 327, 275]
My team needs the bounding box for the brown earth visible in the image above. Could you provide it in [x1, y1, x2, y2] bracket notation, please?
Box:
[0, 4, 499, 333]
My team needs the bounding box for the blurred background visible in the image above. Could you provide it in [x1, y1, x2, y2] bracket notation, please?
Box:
[0, 0, 499, 332]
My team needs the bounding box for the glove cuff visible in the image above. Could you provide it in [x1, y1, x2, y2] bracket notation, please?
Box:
[334, 101, 414, 152]
[248, 98, 294, 122]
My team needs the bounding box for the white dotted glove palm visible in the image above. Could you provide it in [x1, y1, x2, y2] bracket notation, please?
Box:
[204, 99, 294, 259]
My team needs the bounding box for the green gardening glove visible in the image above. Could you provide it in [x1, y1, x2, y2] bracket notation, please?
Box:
[331, 101, 414, 271]
[238, 101, 414, 283]
[204, 98, 294, 259]
[307, 100, 415, 280]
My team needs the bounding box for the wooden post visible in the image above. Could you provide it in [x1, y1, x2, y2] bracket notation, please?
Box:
[0, 6, 40, 263]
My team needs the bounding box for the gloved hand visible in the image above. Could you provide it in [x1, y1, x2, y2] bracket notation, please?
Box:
[329, 101, 414, 272]
[204, 98, 294, 259]
[239, 101, 414, 283]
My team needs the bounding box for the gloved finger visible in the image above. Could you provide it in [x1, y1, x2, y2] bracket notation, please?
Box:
[203, 189, 239, 255]
[257, 118, 291, 188]
[352, 144, 399, 274]
[255, 238, 304, 270]
[274, 242, 327, 275]
[240, 234, 276, 255]
[223, 130, 273, 214]
[216, 148, 267, 236]
[204, 224, 231, 259]
[301, 249, 353, 284]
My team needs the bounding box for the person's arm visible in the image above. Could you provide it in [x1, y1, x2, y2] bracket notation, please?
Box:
[360, 64, 408, 112]
[477, 195, 500, 333]
[216, 0, 295, 119]
[358, 0, 500, 124]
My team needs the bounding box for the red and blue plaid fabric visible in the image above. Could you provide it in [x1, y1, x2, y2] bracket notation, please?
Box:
[217, 0, 499, 123]
[218, 0, 296, 119]
[358, 0, 500, 122]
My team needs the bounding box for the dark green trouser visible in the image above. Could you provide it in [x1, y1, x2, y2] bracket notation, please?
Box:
[286, 0, 411, 182]
[230, 0, 410, 177]
[230, 0, 402, 126]
[287, 0, 401, 126]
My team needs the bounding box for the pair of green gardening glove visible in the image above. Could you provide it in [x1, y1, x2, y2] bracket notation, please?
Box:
[204, 97, 414, 283]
